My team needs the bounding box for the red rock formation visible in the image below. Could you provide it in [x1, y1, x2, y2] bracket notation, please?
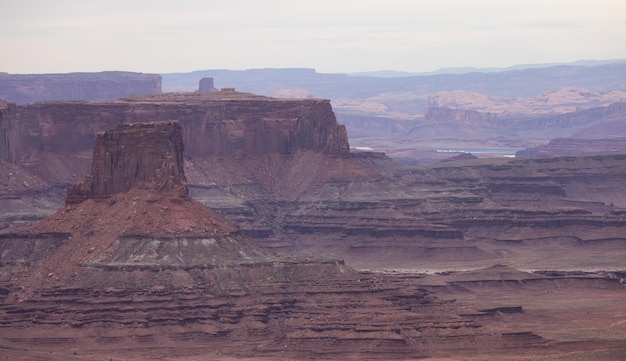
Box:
[0, 71, 161, 104]
[66, 121, 188, 204]
[197, 77, 217, 93]
[0, 91, 350, 180]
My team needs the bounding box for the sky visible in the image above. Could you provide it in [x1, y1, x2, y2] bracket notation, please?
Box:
[1, 0, 625, 74]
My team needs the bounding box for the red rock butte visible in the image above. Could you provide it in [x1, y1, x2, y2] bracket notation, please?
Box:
[66, 121, 188, 204]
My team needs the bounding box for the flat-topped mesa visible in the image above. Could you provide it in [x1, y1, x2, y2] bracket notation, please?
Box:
[0, 71, 161, 104]
[0, 91, 351, 170]
[66, 121, 187, 204]
[122, 91, 351, 156]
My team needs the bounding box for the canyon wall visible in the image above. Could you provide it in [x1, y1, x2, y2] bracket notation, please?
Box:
[0, 71, 162, 104]
[424, 106, 500, 125]
[424, 102, 626, 131]
[517, 137, 626, 158]
[0, 91, 350, 183]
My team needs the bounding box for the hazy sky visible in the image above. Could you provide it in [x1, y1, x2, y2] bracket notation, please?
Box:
[1, 0, 625, 74]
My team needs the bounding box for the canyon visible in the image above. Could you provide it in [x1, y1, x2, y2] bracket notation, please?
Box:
[0, 87, 625, 359]
[0, 119, 549, 360]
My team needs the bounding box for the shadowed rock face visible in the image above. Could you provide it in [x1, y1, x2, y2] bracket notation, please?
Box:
[0, 71, 162, 104]
[66, 121, 188, 204]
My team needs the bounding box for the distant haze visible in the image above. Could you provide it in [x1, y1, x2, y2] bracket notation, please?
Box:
[1, 0, 625, 74]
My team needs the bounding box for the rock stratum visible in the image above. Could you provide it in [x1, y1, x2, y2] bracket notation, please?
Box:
[0, 71, 162, 104]
[0, 120, 549, 361]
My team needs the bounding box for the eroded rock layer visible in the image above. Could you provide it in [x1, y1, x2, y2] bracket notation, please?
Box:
[0, 91, 350, 184]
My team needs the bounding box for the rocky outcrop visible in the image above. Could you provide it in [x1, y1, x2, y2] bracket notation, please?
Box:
[66, 121, 187, 204]
[197, 77, 217, 93]
[0, 71, 161, 104]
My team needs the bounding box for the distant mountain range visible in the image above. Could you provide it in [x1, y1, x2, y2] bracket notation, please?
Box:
[346, 59, 626, 77]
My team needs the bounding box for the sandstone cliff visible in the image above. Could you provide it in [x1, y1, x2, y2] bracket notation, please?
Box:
[0, 71, 161, 104]
[0, 91, 349, 171]
[66, 121, 188, 204]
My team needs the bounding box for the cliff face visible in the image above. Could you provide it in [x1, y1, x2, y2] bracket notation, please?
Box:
[423, 103, 626, 132]
[0, 71, 162, 104]
[125, 92, 349, 157]
[517, 137, 626, 158]
[66, 121, 188, 204]
[509, 102, 626, 131]
[425, 106, 499, 125]
[0, 91, 349, 172]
